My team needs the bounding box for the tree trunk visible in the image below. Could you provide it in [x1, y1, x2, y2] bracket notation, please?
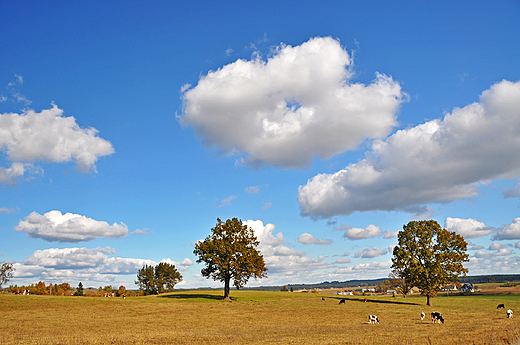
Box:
[426, 294, 431, 306]
[224, 274, 230, 300]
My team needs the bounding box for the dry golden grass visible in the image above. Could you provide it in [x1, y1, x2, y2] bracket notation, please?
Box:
[1, 290, 519, 344]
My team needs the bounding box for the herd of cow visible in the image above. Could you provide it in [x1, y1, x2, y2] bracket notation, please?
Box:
[334, 298, 514, 324]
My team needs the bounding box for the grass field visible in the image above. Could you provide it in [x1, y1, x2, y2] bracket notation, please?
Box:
[1, 290, 519, 345]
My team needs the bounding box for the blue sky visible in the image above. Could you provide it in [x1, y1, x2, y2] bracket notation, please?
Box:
[1, 0, 520, 290]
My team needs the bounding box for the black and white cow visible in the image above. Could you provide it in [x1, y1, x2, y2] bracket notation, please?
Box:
[497, 304, 505, 309]
[420, 312, 425, 320]
[431, 312, 444, 324]
[507, 309, 513, 319]
[368, 315, 379, 324]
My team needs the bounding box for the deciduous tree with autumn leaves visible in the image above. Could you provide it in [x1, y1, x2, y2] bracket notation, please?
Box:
[194, 218, 268, 300]
[391, 220, 469, 306]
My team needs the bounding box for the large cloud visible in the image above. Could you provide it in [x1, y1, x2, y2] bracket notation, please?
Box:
[298, 80, 520, 217]
[15, 210, 128, 242]
[495, 218, 520, 240]
[11, 247, 192, 286]
[179, 37, 404, 168]
[445, 217, 493, 238]
[0, 104, 114, 183]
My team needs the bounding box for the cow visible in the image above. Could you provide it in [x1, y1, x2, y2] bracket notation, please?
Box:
[420, 312, 425, 320]
[431, 312, 444, 324]
[322, 297, 325, 301]
[507, 309, 513, 319]
[497, 304, 505, 309]
[338, 299, 345, 305]
[368, 315, 379, 324]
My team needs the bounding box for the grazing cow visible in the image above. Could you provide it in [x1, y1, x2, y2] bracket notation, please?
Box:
[420, 312, 425, 320]
[507, 309, 513, 319]
[368, 315, 379, 324]
[431, 312, 444, 324]
[497, 304, 505, 309]
[322, 297, 325, 301]
[339, 299, 345, 305]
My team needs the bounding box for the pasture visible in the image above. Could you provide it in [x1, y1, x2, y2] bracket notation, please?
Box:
[1, 290, 519, 344]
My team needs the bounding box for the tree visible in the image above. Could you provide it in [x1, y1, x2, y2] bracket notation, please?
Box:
[376, 279, 393, 293]
[74, 282, 84, 296]
[193, 218, 268, 300]
[135, 262, 182, 295]
[391, 220, 469, 306]
[389, 269, 414, 298]
[0, 263, 15, 289]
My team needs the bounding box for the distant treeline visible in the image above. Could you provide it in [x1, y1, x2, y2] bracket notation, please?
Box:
[234, 275, 520, 292]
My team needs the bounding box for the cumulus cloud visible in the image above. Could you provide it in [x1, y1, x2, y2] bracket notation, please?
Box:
[338, 224, 382, 240]
[244, 219, 284, 246]
[445, 217, 493, 238]
[495, 218, 520, 240]
[179, 36, 404, 168]
[298, 80, 520, 217]
[243, 219, 328, 279]
[354, 247, 387, 258]
[15, 210, 128, 242]
[334, 261, 391, 275]
[10, 247, 192, 287]
[0, 105, 114, 180]
[383, 229, 399, 239]
[296, 233, 333, 245]
[489, 242, 505, 251]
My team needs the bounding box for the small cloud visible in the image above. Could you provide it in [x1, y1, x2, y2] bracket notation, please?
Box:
[273, 246, 305, 256]
[489, 242, 505, 251]
[262, 202, 272, 210]
[225, 48, 234, 56]
[296, 233, 333, 245]
[217, 195, 237, 207]
[338, 224, 382, 240]
[131, 228, 154, 235]
[335, 258, 351, 264]
[0, 207, 18, 214]
[469, 244, 485, 250]
[245, 186, 260, 194]
[354, 247, 387, 259]
[445, 217, 493, 238]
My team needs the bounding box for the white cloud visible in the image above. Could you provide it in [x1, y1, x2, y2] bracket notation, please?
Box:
[296, 233, 333, 245]
[179, 36, 404, 168]
[354, 247, 387, 258]
[335, 258, 351, 264]
[298, 80, 520, 217]
[242, 219, 329, 280]
[244, 186, 260, 194]
[15, 210, 128, 242]
[445, 217, 493, 238]
[0, 105, 114, 178]
[273, 246, 306, 256]
[495, 218, 520, 240]
[217, 195, 237, 207]
[489, 242, 505, 251]
[338, 224, 382, 240]
[10, 247, 192, 287]
[244, 219, 284, 246]
[383, 229, 399, 239]
[334, 261, 391, 275]
[0, 206, 17, 214]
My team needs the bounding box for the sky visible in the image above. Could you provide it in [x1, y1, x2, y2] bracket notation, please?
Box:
[1, 0, 520, 290]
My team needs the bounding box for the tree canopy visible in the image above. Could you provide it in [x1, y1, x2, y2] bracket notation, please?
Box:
[0, 263, 15, 289]
[391, 220, 469, 306]
[135, 262, 182, 295]
[193, 217, 268, 300]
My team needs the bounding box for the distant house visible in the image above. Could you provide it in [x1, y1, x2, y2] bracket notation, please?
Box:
[442, 285, 458, 291]
[386, 290, 396, 295]
[460, 283, 474, 293]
